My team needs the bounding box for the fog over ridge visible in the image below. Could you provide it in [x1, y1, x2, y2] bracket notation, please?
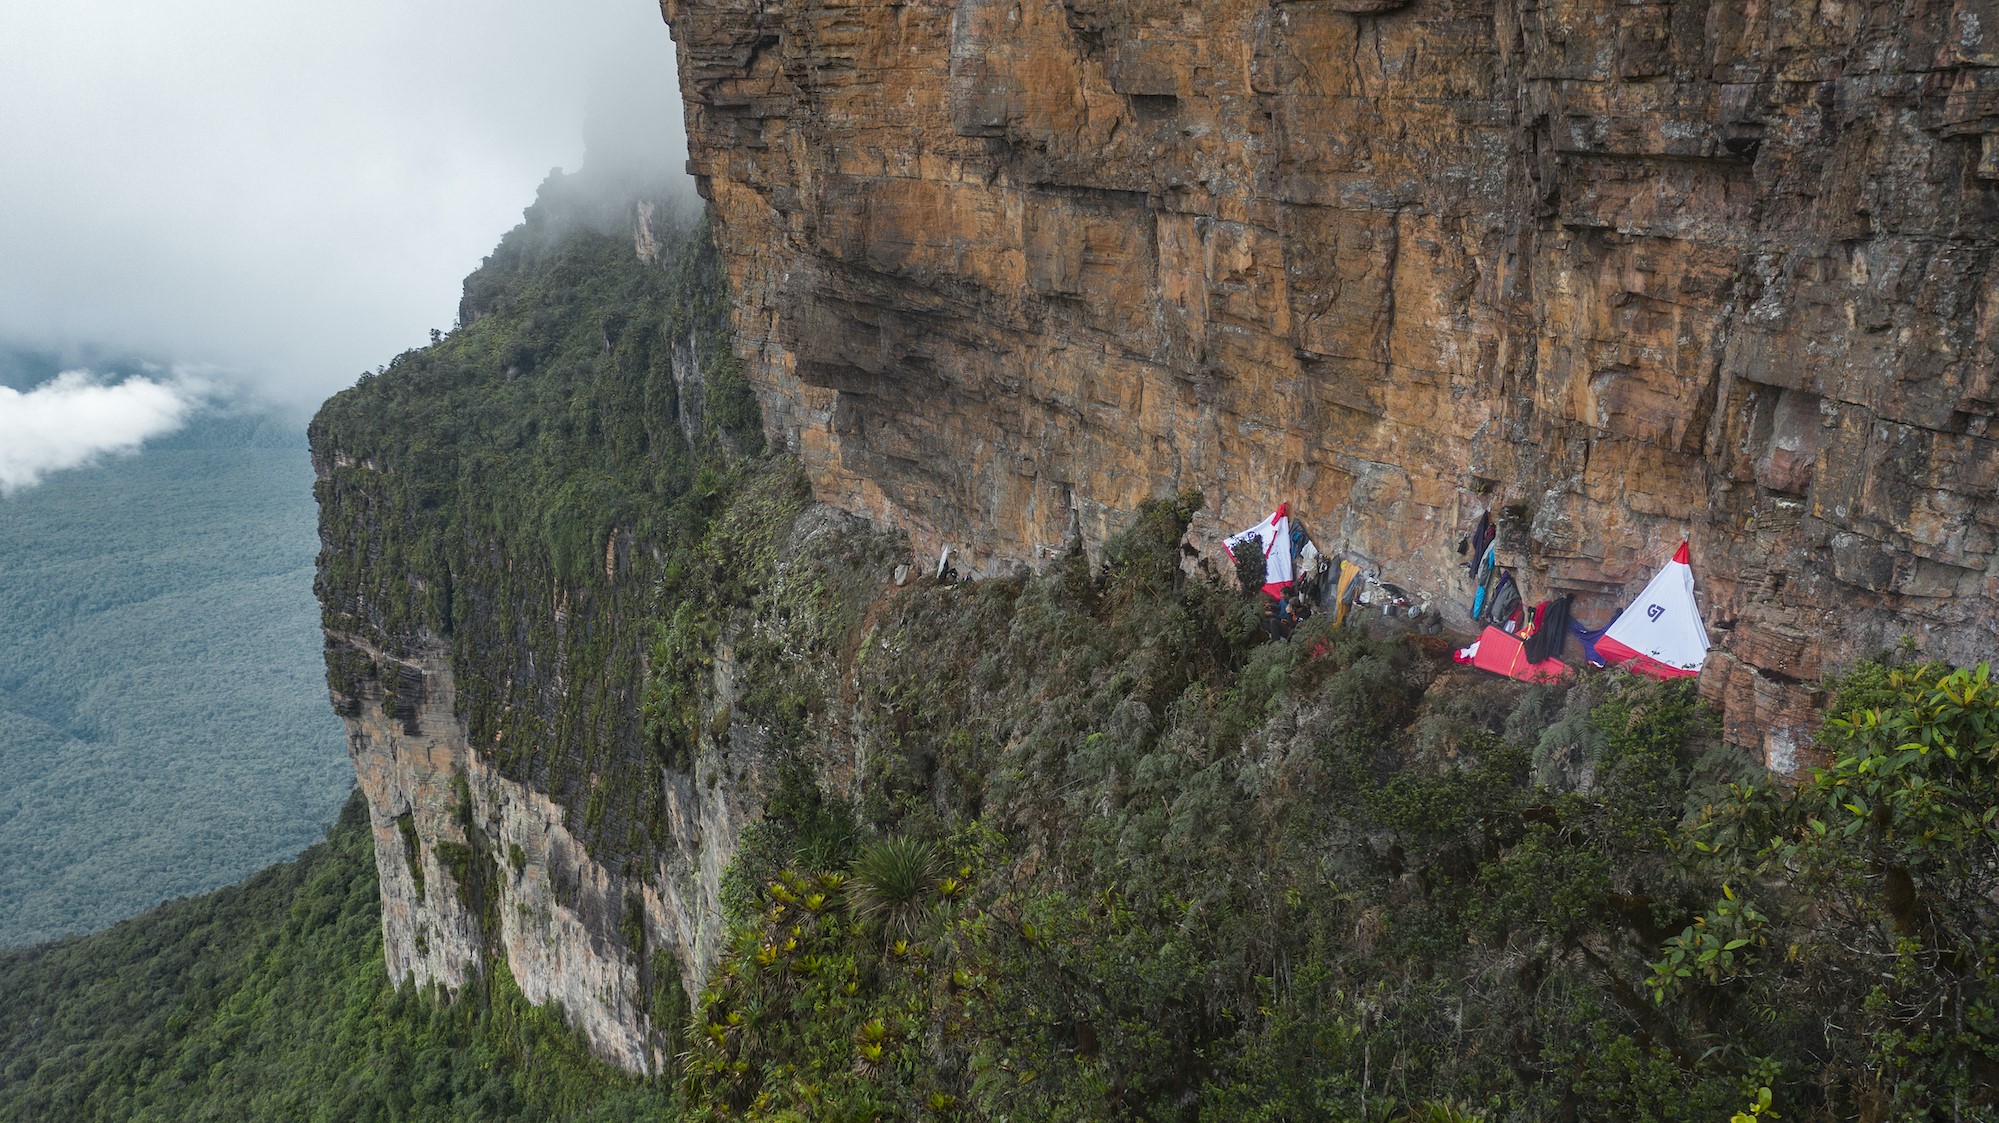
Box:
[0, 0, 690, 411]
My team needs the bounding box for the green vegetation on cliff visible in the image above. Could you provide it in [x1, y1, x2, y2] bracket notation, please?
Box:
[670, 494, 1999, 1122]
[11, 525, 1989, 1121]
[312, 171, 764, 874]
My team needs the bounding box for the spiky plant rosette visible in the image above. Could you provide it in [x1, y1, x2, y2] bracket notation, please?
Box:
[847, 836, 941, 939]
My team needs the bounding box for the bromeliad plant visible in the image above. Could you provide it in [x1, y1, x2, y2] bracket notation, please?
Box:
[849, 837, 942, 940]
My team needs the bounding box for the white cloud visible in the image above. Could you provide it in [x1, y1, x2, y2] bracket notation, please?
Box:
[0, 1, 689, 409]
[0, 370, 210, 493]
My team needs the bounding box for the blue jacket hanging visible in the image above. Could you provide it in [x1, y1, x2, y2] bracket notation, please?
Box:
[1470, 542, 1497, 617]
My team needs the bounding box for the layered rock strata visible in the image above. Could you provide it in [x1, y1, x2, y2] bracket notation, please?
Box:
[663, 0, 1999, 763]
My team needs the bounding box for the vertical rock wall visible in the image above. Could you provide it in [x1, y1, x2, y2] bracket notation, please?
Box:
[325, 625, 773, 1072]
[311, 187, 794, 1073]
[663, 0, 1999, 764]
[319, 498, 902, 1073]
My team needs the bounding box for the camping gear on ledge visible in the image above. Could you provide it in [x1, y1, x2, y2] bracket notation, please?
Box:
[1361, 573, 1420, 617]
[1593, 541, 1709, 679]
[1223, 504, 1296, 597]
[1333, 559, 1363, 626]
[1521, 593, 1573, 663]
[1482, 570, 1523, 629]
[1454, 626, 1570, 684]
[1470, 541, 1498, 616]
[1569, 618, 1610, 667]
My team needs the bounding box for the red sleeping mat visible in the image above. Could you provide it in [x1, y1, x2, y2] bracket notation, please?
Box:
[1453, 626, 1570, 684]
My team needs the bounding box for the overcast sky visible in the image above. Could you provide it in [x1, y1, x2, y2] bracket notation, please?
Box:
[0, 0, 690, 415]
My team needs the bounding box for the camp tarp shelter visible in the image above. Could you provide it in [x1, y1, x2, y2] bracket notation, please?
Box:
[1453, 626, 1571, 684]
[1333, 559, 1363, 626]
[1595, 541, 1709, 679]
[1224, 504, 1296, 598]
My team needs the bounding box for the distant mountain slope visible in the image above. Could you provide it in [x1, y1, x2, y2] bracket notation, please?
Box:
[0, 382, 350, 946]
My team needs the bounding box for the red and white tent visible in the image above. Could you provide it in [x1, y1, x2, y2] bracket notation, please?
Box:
[1224, 503, 1295, 598]
[1595, 542, 1710, 679]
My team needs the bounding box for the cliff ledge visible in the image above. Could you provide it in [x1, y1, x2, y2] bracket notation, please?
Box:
[664, 0, 1999, 763]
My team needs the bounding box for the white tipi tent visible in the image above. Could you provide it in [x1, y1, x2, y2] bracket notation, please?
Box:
[1223, 503, 1295, 597]
[1595, 541, 1709, 679]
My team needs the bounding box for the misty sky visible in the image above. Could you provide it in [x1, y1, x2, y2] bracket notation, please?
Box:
[0, 0, 690, 418]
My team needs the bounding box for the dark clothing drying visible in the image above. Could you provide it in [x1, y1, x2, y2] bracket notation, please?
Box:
[1489, 572, 1523, 628]
[1522, 593, 1573, 663]
[1465, 512, 1494, 578]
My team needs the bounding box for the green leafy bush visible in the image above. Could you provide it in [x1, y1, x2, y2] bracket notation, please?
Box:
[1654, 658, 1999, 1118]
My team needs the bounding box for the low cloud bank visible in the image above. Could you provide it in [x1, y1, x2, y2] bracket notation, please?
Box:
[0, 2, 689, 409]
[0, 370, 210, 494]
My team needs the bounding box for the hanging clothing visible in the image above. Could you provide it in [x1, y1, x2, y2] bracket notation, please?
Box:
[1333, 559, 1364, 627]
[1477, 545, 1502, 617]
[1486, 571, 1522, 629]
[1569, 618, 1610, 668]
[1465, 512, 1494, 578]
[1295, 541, 1323, 602]
[1521, 593, 1573, 664]
[1470, 542, 1498, 617]
[1518, 600, 1546, 640]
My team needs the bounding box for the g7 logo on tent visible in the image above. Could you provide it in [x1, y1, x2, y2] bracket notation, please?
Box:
[1646, 604, 1664, 621]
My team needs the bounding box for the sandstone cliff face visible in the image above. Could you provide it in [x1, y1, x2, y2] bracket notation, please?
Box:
[327, 632, 759, 1072]
[663, 0, 1999, 765]
[312, 185, 772, 1071]
[318, 490, 903, 1072]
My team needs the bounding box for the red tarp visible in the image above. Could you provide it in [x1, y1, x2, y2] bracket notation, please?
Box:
[1454, 626, 1570, 684]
